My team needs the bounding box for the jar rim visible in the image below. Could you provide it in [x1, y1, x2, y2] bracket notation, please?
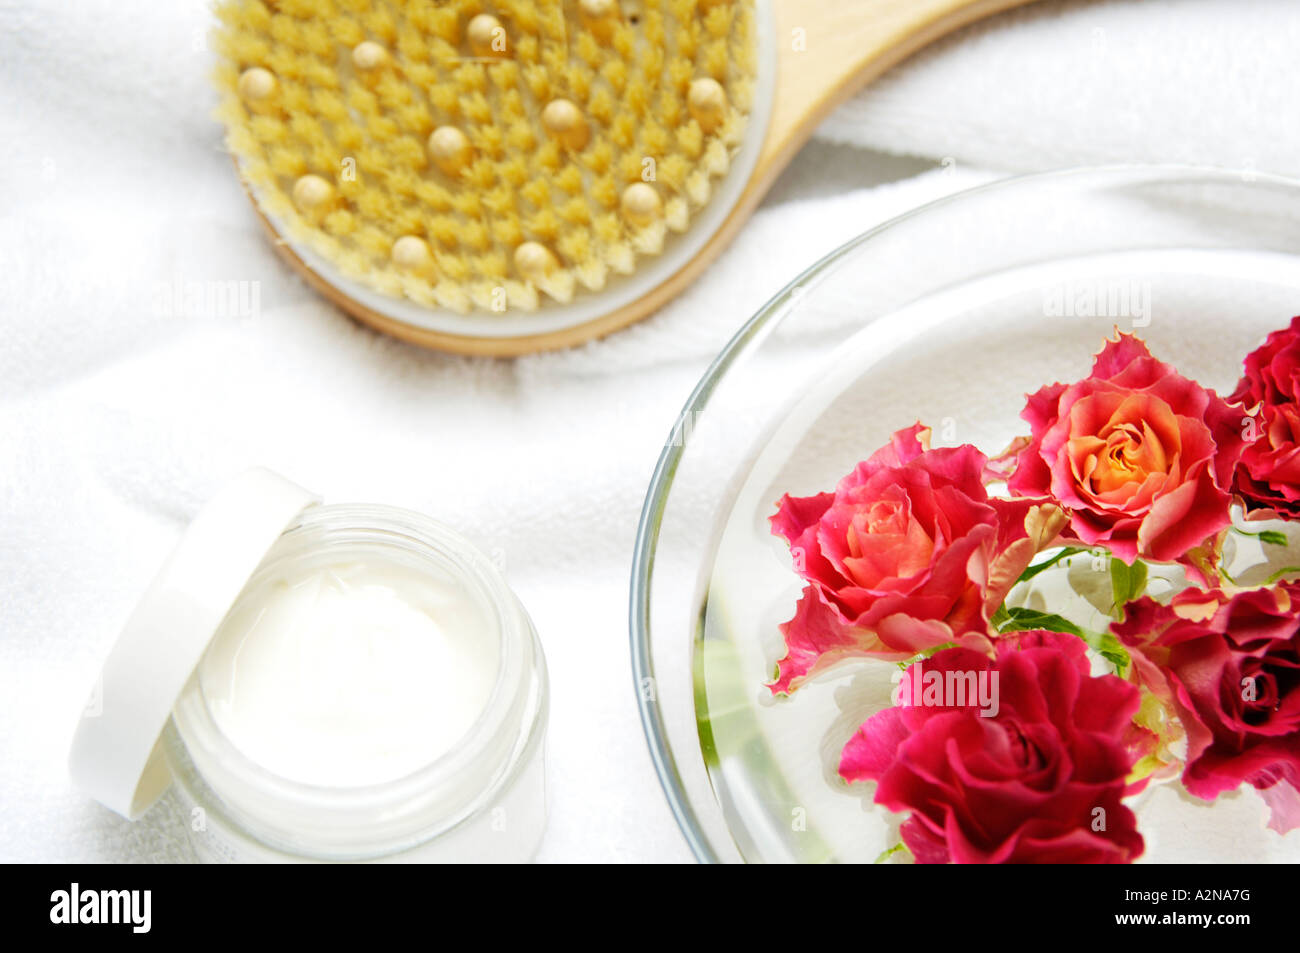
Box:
[170, 502, 541, 858]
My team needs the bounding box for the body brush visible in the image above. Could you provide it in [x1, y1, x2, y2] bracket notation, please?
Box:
[213, 0, 1033, 354]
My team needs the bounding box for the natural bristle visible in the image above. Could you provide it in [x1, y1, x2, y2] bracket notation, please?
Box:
[214, 0, 757, 316]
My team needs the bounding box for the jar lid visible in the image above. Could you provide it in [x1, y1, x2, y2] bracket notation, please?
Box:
[68, 468, 320, 819]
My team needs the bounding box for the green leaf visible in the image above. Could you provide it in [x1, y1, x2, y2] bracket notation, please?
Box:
[873, 843, 908, 864]
[1086, 630, 1132, 678]
[1266, 565, 1300, 584]
[1109, 557, 1148, 618]
[996, 606, 1132, 677]
[1232, 525, 1289, 546]
[1016, 546, 1087, 583]
[990, 603, 1010, 629]
[996, 606, 1087, 639]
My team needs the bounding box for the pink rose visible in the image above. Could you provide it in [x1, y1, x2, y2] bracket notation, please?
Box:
[1229, 316, 1300, 518]
[1007, 333, 1246, 580]
[769, 424, 1065, 694]
[1112, 585, 1300, 833]
[840, 632, 1145, 863]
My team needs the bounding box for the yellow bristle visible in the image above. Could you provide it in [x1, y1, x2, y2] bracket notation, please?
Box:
[523, 64, 551, 101]
[616, 153, 643, 184]
[556, 166, 583, 195]
[676, 122, 703, 159]
[280, 72, 316, 108]
[609, 114, 636, 150]
[475, 252, 509, 280]
[514, 34, 540, 64]
[576, 32, 603, 69]
[413, 182, 454, 213]
[453, 189, 484, 219]
[565, 66, 593, 104]
[472, 124, 507, 160]
[394, 26, 429, 62]
[535, 140, 563, 171]
[355, 226, 392, 258]
[436, 254, 469, 283]
[311, 89, 349, 123]
[365, 115, 399, 141]
[521, 178, 550, 207]
[465, 159, 497, 189]
[214, 0, 755, 314]
[389, 206, 426, 235]
[583, 141, 614, 175]
[526, 208, 562, 243]
[667, 56, 694, 93]
[327, 18, 364, 47]
[657, 154, 690, 191]
[559, 231, 598, 271]
[492, 218, 525, 247]
[704, 6, 733, 38]
[505, 120, 537, 153]
[610, 24, 636, 59]
[484, 186, 516, 217]
[428, 216, 461, 246]
[498, 156, 529, 187]
[588, 87, 615, 125]
[559, 196, 592, 226]
[462, 92, 494, 124]
[591, 176, 618, 210]
[421, 8, 460, 44]
[426, 85, 462, 117]
[641, 122, 670, 156]
[488, 61, 521, 91]
[657, 89, 683, 127]
[593, 212, 622, 243]
[623, 78, 650, 116]
[497, 88, 527, 122]
[461, 221, 491, 253]
[323, 209, 356, 236]
[704, 39, 729, 80]
[360, 7, 398, 43]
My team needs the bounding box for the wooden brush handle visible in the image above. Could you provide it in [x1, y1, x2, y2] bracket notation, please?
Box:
[278, 0, 1038, 355]
[758, 0, 1034, 192]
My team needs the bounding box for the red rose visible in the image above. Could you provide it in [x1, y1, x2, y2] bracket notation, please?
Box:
[1007, 333, 1246, 581]
[840, 632, 1145, 864]
[1112, 585, 1300, 833]
[769, 424, 1064, 694]
[1229, 316, 1300, 518]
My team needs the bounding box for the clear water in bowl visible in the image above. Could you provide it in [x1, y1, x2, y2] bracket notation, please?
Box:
[697, 252, 1300, 863]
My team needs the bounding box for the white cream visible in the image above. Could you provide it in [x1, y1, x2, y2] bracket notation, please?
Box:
[199, 557, 500, 789]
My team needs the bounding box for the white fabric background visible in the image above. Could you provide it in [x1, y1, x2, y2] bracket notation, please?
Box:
[2, 0, 1297, 862]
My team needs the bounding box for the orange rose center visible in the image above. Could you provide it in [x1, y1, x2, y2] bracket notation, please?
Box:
[844, 497, 935, 587]
[1068, 394, 1181, 503]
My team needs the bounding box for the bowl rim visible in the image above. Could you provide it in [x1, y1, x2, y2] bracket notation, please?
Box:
[627, 162, 1300, 863]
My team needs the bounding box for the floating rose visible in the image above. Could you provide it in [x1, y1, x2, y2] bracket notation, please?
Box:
[769, 424, 1065, 693]
[840, 632, 1145, 864]
[1007, 333, 1245, 582]
[1113, 585, 1300, 833]
[1229, 315, 1300, 519]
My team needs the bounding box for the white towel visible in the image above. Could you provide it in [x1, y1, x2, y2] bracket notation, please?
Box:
[1, 0, 1296, 863]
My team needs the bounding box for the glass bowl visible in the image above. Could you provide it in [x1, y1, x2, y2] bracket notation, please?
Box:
[630, 165, 1300, 863]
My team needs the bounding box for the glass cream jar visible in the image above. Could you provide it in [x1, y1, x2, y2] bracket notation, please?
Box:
[70, 471, 547, 863]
